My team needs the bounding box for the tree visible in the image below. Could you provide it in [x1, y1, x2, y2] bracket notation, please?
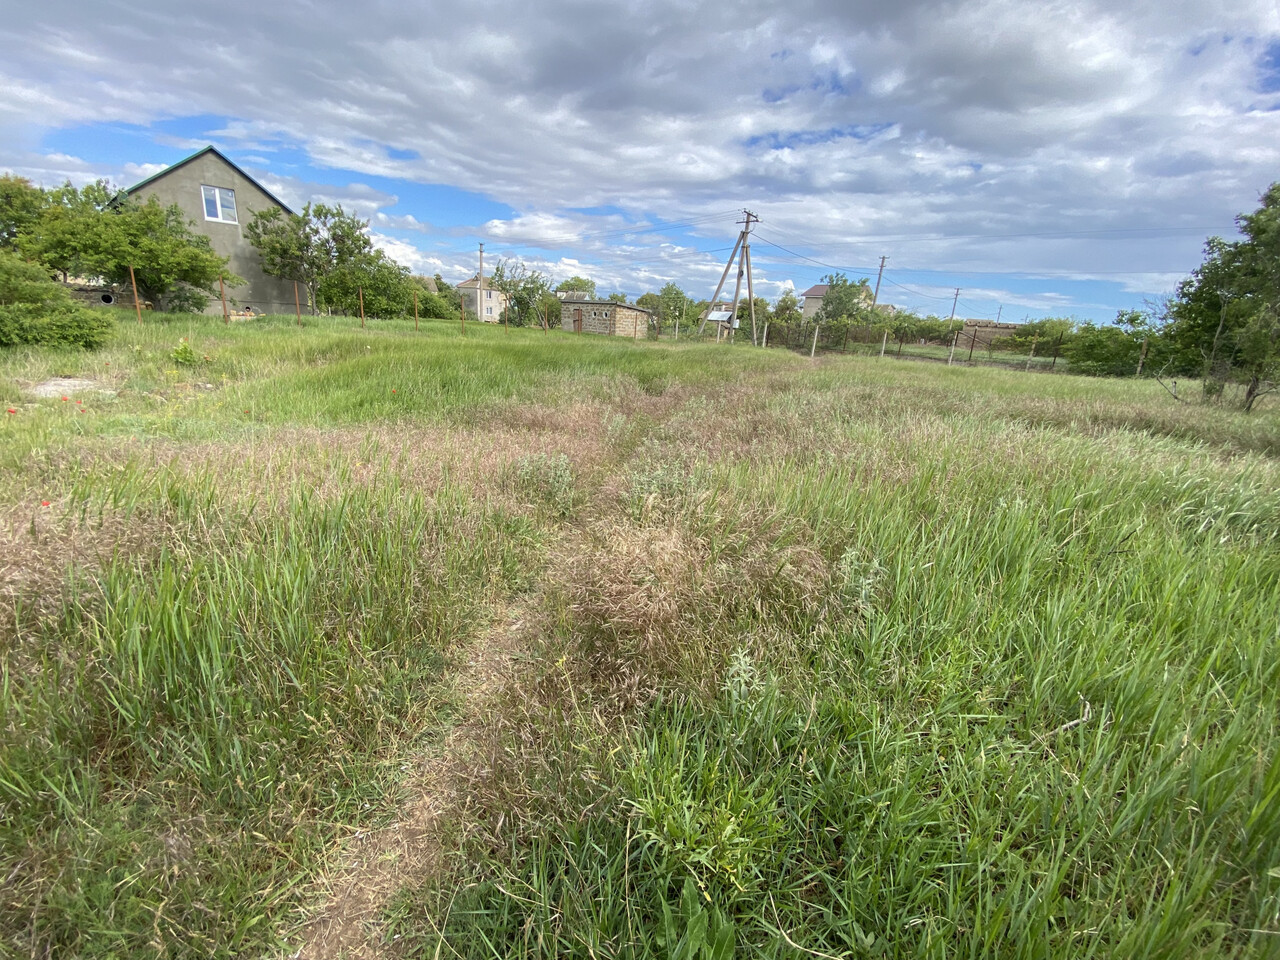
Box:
[0, 175, 46, 250]
[815, 273, 872, 324]
[606, 292, 628, 304]
[555, 275, 596, 299]
[320, 250, 411, 319]
[658, 283, 692, 334]
[102, 196, 238, 312]
[1166, 182, 1280, 409]
[246, 202, 374, 314]
[17, 180, 236, 312]
[18, 180, 117, 282]
[408, 275, 455, 319]
[991, 317, 1075, 354]
[491, 257, 553, 327]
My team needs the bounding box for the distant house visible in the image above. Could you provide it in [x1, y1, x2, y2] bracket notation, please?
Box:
[458, 274, 505, 320]
[559, 299, 651, 338]
[799, 283, 874, 319]
[799, 284, 829, 319]
[120, 145, 298, 314]
[457, 274, 509, 322]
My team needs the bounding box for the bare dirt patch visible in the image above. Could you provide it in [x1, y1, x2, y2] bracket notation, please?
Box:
[27, 377, 109, 398]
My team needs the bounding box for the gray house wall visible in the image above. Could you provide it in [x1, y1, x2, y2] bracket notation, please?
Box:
[126, 151, 297, 315]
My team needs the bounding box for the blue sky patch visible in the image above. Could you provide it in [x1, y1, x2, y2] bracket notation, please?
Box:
[1257, 39, 1280, 93]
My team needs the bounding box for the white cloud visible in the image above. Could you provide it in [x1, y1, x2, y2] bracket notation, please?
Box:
[1, 0, 1277, 313]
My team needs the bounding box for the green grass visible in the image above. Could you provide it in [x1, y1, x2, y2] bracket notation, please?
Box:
[2, 311, 1279, 957]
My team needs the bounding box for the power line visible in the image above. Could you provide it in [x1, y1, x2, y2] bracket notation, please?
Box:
[759, 222, 1224, 246]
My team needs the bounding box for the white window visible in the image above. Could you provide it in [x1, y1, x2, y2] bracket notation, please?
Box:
[485, 290, 492, 300]
[201, 185, 238, 224]
[486, 306, 493, 315]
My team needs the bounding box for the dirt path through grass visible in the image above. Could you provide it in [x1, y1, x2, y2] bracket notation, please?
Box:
[294, 598, 535, 960]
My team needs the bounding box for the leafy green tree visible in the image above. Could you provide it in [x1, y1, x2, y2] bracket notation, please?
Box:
[734, 296, 771, 331]
[246, 202, 373, 314]
[606, 292, 628, 304]
[555, 275, 596, 299]
[654, 282, 695, 336]
[18, 181, 235, 311]
[1166, 182, 1280, 408]
[18, 180, 116, 281]
[0, 175, 46, 250]
[492, 258, 554, 327]
[1062, 323, 1143, 376]
[815, 273, 872, 323]
[103, 196, 237, 312]
[408, 275, 455, 319]
[991, 317, 1076, 354]
[320, 250, 412, 319]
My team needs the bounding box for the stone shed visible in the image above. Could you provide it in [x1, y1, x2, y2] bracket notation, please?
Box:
[559, 299, 651, 338]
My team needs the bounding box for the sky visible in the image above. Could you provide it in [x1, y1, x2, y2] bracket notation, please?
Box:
[3, 0, 1279, 324]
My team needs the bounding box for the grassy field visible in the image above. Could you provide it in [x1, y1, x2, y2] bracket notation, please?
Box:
[1, 312, 1278, 958]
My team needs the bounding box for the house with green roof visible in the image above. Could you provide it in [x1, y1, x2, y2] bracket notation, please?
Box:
[122, 146, 298, 315]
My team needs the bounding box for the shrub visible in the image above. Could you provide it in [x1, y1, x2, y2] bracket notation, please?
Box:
[0, 302, 115, 350]
[0, 251, 114, 349]
[1062, 323, 1142, 376]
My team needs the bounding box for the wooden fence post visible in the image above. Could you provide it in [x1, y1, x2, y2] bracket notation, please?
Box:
[294, 281, 301, 326]
[413, 289, 419, 331]
[129, 265, 143, 325]
[358, 286, 365, 328]
[218, 274, 229, 324]
[1025, 335, 1039, 371]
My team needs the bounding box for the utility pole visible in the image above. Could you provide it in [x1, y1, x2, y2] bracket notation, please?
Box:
[871, 255, 887, 307]
[698, 209, 758, 339]
[995, 304, 1003, 323]
[949, 288, 960, 322]
[477, 242, 484, 324]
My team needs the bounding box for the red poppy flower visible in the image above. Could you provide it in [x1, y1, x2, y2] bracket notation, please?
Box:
[41, 501, 50, 506]
[76, 399, 82, 404]
[61, 396, 69, 402]
[5, 408, 14, 414]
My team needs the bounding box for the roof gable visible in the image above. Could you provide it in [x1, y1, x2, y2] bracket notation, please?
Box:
[801, 284, 829, 298]
[121, 145, 294, 215]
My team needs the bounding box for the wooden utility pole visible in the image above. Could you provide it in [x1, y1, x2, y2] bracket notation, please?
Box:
[477, 242, 484, 324]
[745, 242, 758, 346]
[949, 288, 960, 322]
[358, 286, 365, 328]
[218, 274, 229, 323]
[948, 329, 959, 365]
[810, 320, 820, 358]
[413, 289, 419, 331]
[880, 330, 887, 357]
[871, 255, 887, 307]
[294, 282, 302, 326]
[129, 265, 142, 325]
[1136, 337, 1149, 377]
